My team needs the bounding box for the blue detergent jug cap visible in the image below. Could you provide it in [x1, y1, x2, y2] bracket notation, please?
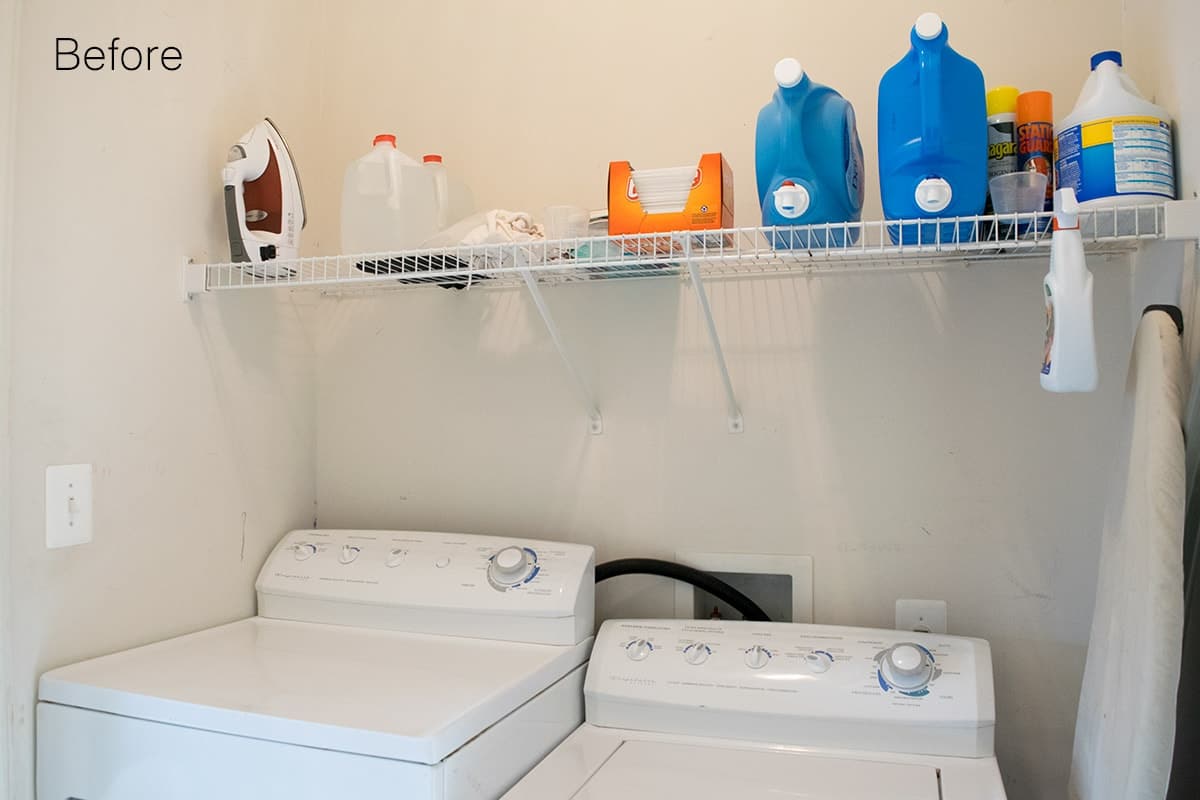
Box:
[1090, 50, 1122, 69]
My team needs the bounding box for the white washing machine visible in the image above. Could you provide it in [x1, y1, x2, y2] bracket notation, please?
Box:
[37, 529, 595, 799]
[504, 618, 1007, 800]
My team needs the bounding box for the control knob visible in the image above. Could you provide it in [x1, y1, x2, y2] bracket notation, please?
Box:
[339, 544, 361, 565]
[805, 650, 835, 674]
[880, 643, 935, 691]
[744, 644, 772, 670]
[683, 643, 711, 665]
[293, 542, 317, 561]
[625, 639, 653, 661]
[488, 545, 534, 587]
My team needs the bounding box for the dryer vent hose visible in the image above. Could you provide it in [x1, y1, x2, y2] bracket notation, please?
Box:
[595, 558, 771, 622]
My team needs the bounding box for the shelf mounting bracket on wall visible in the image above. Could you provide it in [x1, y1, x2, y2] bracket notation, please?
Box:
[683, 237, 744, 434]
[520, 270, 604, 435]
[181, 257, 208, 302]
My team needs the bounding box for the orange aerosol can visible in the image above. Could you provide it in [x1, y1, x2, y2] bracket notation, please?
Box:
[1017, 91, 1055, 211]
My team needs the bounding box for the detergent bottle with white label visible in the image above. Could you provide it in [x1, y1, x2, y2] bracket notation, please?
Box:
[1055, 51, 1176, 207]
[1041, 188, 1098, 393]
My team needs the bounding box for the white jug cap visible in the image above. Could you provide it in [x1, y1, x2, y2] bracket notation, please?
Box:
[773, 180, 811, 219]
[915, 12, 943, 40]
[774, 58, 805, 89]
[915, 177, 953, 213]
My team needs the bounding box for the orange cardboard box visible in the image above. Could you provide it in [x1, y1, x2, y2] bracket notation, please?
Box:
[608, 153, 734, 235]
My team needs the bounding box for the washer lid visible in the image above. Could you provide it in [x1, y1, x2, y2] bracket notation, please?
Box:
[38, 617, 591, 764]
[574, 740, 939, 799]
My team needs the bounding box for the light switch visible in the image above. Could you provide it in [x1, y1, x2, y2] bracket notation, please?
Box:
[46, 464, 93, 549]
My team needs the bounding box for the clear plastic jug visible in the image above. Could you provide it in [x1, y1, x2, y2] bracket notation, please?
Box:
[422, 154, 475, 232]
[341, 134, 438, 254]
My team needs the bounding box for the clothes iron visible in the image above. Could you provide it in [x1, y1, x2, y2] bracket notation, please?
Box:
[222, 118, 306, 278]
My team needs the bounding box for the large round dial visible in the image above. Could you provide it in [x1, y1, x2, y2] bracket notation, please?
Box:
[744, 644, 772, 670]
[625, 639, 653, 661]
[880, 643, 935, 691]
[293, 542, 317, 561]
[487, 545, 535, 588]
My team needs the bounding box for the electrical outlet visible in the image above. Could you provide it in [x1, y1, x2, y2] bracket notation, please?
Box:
[896, 599, 947, 634]
[673, 552, 813, 623]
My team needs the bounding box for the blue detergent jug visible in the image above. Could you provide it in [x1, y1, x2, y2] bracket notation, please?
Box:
[756, 58, 865, 248]
[878, 13, 987, 244]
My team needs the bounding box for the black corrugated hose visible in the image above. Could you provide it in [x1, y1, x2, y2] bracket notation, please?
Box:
[595, 558, 771, 622]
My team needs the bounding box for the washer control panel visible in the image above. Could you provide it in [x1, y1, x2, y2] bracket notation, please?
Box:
[256, 530, 594, 645]
[586, 619, 995, 757]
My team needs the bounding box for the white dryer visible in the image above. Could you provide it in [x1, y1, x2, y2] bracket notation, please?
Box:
[504, 618, 1007, 800]
[38, 529, 595, 800]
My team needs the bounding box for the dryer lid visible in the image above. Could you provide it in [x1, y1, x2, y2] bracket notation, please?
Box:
[573, 740, 940, 799]
[39, 617, 591, 764]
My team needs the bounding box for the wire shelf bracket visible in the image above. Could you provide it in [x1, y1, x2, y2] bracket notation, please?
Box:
[181, 257, 208, 302]
[684, 238, 744, 434]
[519, 269, 604, 435]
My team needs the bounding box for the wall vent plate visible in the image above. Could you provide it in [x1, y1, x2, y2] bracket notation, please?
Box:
[673, 551, 813, 623]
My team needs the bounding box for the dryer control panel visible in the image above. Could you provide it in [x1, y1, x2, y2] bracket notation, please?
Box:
[256, 530, 594, 646]
[586, 619, 995, 758]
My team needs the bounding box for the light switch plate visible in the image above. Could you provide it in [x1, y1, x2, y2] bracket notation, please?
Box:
[896, 598, 948, 634]
[46, 464, 93, 549]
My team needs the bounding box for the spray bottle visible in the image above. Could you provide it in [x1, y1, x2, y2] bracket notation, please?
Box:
[1041, 187, 1098, 392]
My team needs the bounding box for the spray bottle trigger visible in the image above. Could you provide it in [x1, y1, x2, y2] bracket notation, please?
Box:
[1053, 188, 1080, 230]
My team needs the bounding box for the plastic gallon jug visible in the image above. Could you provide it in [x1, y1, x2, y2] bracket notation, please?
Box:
[1056, 51, 1175, 208]
[341, 134, 438, 254]
[422, 154, 475, 232]
[878, 12, 987, 244]
[755, 57, 865, 248]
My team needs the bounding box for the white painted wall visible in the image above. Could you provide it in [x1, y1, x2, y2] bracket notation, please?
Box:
[3, 3, 324, 797]
[1, 2, 1189, 800]
[1123, 0, 1200, 203]
[0, 1, 19, 798]
[312, 4, 1142, 799]
[311, 0, 1124, 238]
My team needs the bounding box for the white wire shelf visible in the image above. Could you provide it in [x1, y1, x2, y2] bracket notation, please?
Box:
[181, 200, 1197, 437]
[189, 204, 1166, 297]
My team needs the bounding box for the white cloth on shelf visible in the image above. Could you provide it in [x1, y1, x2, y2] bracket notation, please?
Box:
[1069, 310, 1186, 800]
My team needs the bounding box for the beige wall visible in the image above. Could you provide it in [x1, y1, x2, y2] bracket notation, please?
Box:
[312, 0, 1125, 241]
[311, 3, 1133, 799]
[4, 3, 324, 798]
[1123, 0, 1199, 201]
[2, 2, 1191, 800]
[1, 1, 19, 798]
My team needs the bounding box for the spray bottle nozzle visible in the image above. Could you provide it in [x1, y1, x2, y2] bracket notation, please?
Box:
[1053, 188, 1080, 231]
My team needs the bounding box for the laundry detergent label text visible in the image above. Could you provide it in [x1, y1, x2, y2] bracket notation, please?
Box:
[55, 37, 182, 71]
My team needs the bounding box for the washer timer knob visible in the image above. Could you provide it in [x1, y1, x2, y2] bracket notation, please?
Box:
[339, 544, 361, 565]
[487, 545, 534, 587]
[744, 644, 772, 670]
[881, 643, 934, 690]
[293, 543, 317, 561]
